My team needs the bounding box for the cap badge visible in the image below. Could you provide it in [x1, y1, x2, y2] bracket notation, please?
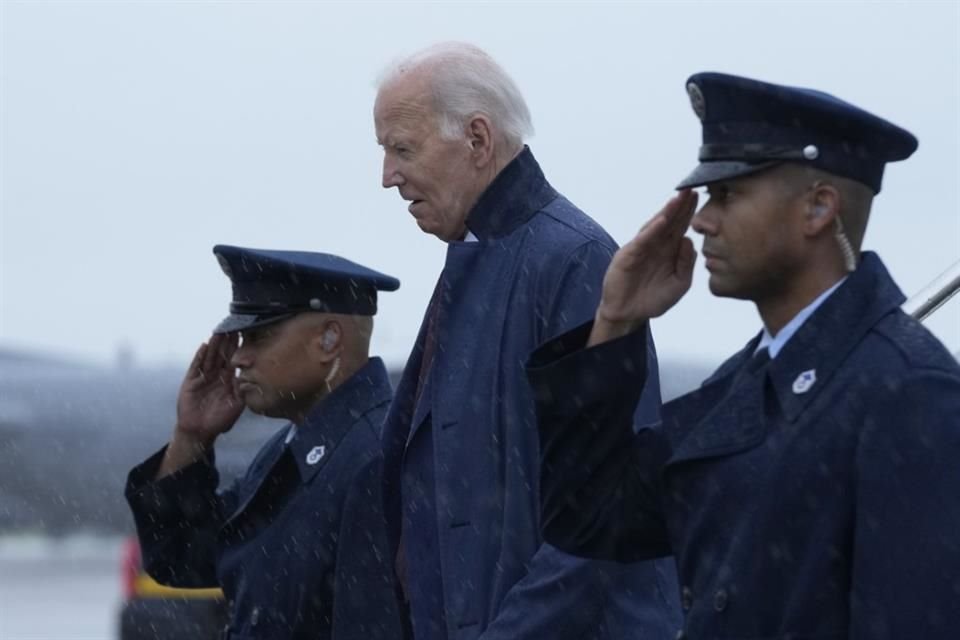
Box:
[687, 82, 706, 121]
[216, 254, 233, 278]
[306, 445, 326, 465]
[792, 369, 817, 394]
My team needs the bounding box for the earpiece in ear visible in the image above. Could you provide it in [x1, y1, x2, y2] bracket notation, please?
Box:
[322, 329, 337, 351]
[811, 204, 828, 217]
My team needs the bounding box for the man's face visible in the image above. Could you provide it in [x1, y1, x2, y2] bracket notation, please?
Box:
[230, 315, 324, 418]
[374, 75, 482, 242]
[691, 168, 807, 301]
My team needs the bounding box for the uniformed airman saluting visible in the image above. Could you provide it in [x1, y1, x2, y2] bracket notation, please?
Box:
[528, 72, 960, 639]
[126, 246, 406, 640]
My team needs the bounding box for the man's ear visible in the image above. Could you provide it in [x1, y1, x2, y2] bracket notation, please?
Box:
[313, 321, 342, 362]
[803, 182, 841, 237]
[467, 115, 494, 168]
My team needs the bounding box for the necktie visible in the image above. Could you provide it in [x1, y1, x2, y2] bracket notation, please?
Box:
[747, 347, 771, 374]
[397, 272, 445, 603]
[414, 273, 445, 408]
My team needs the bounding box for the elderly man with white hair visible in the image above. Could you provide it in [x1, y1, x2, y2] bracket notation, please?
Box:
[374, 42, 680, 640]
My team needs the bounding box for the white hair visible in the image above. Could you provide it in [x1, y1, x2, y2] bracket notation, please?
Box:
[377, 42, 534, 148]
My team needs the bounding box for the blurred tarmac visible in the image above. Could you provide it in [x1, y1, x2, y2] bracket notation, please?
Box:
[0, 535, 122, 640]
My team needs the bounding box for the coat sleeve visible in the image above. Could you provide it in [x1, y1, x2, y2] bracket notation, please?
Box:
[125, 446, 235, 588]
[539, 240, 663, 430]
[850, 369, 960, 640]
[332, 456, 409, 640]
[480, 242, 679, 640]
[526, 321, 673, 562]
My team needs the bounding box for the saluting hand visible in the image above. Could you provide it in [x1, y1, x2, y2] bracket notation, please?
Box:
[157, 333, 243, 478]
[176, 332, 244, 443]
[589, 190, 699, 347]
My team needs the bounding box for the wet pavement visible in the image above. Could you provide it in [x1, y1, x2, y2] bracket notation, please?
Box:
[0, 535, 122, 640]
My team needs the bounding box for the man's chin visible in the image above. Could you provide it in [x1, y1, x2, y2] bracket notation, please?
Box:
[410, 213, 454, 240]
[414, 216, 440, 236]
[420, 221, 468, 243]
[244, 403, 285, 420]
[708, 277, 753, 301]
[238, 389, 274, 416]
[707, 275, 739, 299]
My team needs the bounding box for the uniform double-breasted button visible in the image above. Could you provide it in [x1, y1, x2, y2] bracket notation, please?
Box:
[250, 606, 261, 626]
[681, 586, 693, 611]
[713, 588, 728, 612]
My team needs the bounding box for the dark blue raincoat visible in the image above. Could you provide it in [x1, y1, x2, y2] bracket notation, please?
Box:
[381, 147, 681, 640]
[529, 252, 960, 640]
[126, 357, 405, 640]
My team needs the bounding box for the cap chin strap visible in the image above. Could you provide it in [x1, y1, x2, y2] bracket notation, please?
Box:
[324, 357, 341, 394]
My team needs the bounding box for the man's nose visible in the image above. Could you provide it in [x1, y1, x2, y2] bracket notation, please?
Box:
[230, 343, 251, 369]
[691, 204, 717, 236]
[382, 156, 404, 189]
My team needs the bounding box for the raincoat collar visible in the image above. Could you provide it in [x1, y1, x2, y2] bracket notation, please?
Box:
[668, 252, 904, 465]
[756, 277, 847, 358]
[465, 146, 559, 241]
[763, 252, 905, 422]
[288, 356, 392, 482]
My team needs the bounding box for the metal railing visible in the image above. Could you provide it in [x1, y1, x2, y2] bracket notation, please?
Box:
[902, 260, 960, 323]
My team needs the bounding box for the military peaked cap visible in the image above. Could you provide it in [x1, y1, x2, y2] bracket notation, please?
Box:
[677, 72, 918, 193]
[212, 245, 400, 334]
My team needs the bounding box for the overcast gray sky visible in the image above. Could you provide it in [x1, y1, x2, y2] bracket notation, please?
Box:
[2, 0, 958, 372]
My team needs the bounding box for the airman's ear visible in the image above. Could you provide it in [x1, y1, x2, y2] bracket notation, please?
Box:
[312, 321, 341, 362]
[803, 182, 841, 237]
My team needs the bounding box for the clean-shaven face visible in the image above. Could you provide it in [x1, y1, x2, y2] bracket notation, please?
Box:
[230, 315, 324, 418]
[691, 168, 807, 302]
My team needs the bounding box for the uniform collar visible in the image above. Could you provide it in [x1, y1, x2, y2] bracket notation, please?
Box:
[287, 356, 392, 482]
[756, 276, 847, 358]
[762, 252, 905, 422]
[464, 146, 558, 241]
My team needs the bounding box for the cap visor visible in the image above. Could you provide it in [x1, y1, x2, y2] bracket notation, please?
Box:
[675, 161, 780, 190]
[212, 313, 294, 335]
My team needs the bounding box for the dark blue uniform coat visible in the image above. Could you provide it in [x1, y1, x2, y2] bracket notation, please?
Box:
[528, 253, 960, 640]
[382, 147, 680, 640]
[126, 358, 404, 640]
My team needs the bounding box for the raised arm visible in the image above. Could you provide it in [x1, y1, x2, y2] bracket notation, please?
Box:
[481, 233, 681, 639]
[158, 333, 244, 477]
[125, 333, 245, 588]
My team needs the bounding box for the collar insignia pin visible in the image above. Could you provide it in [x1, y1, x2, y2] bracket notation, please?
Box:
[792, 369, 817, 394]
[306, 445, 326, 465]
